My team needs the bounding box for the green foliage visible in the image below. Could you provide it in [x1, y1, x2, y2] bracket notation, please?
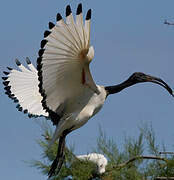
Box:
[139, 123, 159, 156]
[30, 121, 174, 180]
[96, 127, 145, 180]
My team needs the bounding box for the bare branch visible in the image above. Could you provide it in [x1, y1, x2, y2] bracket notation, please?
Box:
[155, 177, 174, 180]
[106, 155, 167, 173]
[159, 152, 174, 155]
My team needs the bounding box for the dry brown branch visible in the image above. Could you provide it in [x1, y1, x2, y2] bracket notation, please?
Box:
[115, 155, 167, 169]
[106, 155, 167, 173]
[159, 152, 174, 155]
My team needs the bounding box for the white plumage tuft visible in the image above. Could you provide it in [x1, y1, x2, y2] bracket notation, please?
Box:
[77, 153, 108, 174]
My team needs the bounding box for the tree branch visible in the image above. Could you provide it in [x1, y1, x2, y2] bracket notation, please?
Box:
[155, 177, 174, 180]
[106, 155, 167, 173]
[159, 152, 174, 155]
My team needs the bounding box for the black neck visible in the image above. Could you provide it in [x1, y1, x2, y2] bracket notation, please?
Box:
[104, 72, 174, 97]
[105, 77, 140, 95]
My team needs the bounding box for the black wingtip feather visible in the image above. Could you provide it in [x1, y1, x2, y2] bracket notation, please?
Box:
[44, 30, 51, 38]
[38, 49, 45, 57]
[26, 57, 31, 64]
[38, 74, 42, 82]
[41, 39, 48, 48]
[16, 104, 20, 108]
[3, 71, 9, 75]
[28, 114, 32, 118]
[18, 107, 23, 111]
[15, 59, 21, 66]
[2, 77, 8, 80]
[76, 3, 82, 15]
[9, 95, 15, 99]
[7, 67, 13, 71]
[66, 5, 71, 17]
[4, 86, 11, 91]
[14, 98, 19, 103]
[5, 91, 10, 96]
[57, 13, 62, 21]
[37, 57, 42, 65]
[37, 63, 42, 70]
[49, 22, 55, 29]
[23, 109, 28, 114]
[3, 81, 10, 86]
[38, 85, 43, 94]
[86, 9, 91, 20]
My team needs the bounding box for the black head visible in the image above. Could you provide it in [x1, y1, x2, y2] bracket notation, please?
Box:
[130, 72, 173, 95]
[105, 72, 174, 97]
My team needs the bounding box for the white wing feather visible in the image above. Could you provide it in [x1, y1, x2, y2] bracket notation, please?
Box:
[3, 59, 48, 117]
[37, 4, 98, 121]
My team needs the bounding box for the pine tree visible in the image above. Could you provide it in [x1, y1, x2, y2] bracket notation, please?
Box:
[30, 121, 174, 180]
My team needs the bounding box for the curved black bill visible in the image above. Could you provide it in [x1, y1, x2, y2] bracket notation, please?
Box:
[145, 75, 174, 97]
[105, 72, 174, 96]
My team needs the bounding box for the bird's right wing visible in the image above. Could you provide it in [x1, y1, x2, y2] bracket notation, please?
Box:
[37, 4, 99, 125]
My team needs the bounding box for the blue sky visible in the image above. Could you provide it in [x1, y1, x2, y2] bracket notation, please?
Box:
[1, 0, 174, 179]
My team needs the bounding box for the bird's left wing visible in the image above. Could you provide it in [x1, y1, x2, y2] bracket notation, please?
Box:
[2, 58, 48, 117]
[37, 4, 99, 124]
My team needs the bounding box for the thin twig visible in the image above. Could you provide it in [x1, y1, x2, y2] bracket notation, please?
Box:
[106, 155, 168, 173]
[159, 152, 174, 155]
[155, 177, 174, 180]
[115, 156, 167, 168]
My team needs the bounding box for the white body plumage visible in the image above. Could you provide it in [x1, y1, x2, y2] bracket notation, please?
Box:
[49, 85, 107, 146]
[77, 153, 108, 174]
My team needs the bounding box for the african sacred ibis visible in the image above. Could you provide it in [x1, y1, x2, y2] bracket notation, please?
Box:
[2, 3, 174, 178]
[77, 153, 108, 174]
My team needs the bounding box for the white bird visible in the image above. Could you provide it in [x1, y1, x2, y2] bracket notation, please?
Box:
[77, 153, 108, 174]
[2, 3, 174, 178]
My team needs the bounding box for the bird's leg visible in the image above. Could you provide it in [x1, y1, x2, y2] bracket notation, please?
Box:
[48, 134, 66, 178]
[48, 127, 74, 178]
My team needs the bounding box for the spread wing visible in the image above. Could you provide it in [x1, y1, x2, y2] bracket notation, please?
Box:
[2, 58, 48, 118]
[37, 4, 98, 124]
